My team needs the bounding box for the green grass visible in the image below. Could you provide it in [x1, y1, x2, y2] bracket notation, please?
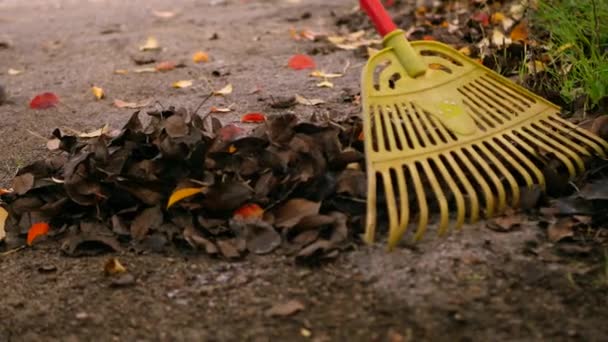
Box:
[532, 0, 608, 111]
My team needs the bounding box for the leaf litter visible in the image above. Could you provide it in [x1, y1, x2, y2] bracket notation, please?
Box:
[0, 107, 365, 262]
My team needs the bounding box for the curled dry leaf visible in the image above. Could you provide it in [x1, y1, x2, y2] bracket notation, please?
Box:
[486, 215, 522, 232]
[295, 94, 325, 106]
[91, 86, 104, 100]
[27, 222, 50, 246]
[167, 187, 205, 209]
[30, 92, 59, 109]
[133, 67, 157, 73]
[193, 51, 209, 63]
[274, 198, 321, 229]
[0, 207, 7, 242]
[288, 54, 315, 70]
[231, 219, 281, 255]
[213, 84, 233, 96]
[209, 106, 232, 113]
[172, 80, 193, 89]
[310, 70, 343, 79]
[104, 257, 127, 276]
[152, 10, 177, 19]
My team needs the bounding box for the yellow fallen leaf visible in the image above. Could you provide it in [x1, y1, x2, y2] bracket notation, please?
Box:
[295, 94, 325, 106]
[228, 145, 237, 153]
[172, 80, 193, 88]
[113, 99, 151, 109]
[133, 67, 157, 73]
[556, 43, 574, 54]
[491, 12, 505, 24]
[114, 69, 129, 75]
[91, 86, 104, 100]
[214, 84, 233, 96]
[139, 36, 161, 51]
[527, 60, 546, 73]
[104, 257, 127, 276]
[167, 187, 205, 209]
[193, 51, 209, 63]
[8, 68, 23, 75]
[310, 70, 343, 79]
[317, 80, 334, 88]
[0, 207, 7, 242]
[458, 46, 471, 56]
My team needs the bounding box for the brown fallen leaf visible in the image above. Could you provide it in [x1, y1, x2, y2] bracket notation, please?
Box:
[183, 225, 218, 255]
[265, 300, 305, 317]
[274, 198, 321, 229]
[548, 217, 576, 243]
[130, 205, 163, 240]
[486, 215, 522, 232]
[216, 239, 241, 259]
[11, 173, 34, 195]
[230, 219, 281, 255]
[295, 94, 325, 106]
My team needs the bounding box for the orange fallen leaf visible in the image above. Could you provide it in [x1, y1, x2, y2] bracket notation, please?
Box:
[155, 61, 176, 72]
[27, 222, 50, 246]
[234, 203, 264, 219]
[0, 207, 7, 242]
[0, 188, 13, 195]
[491, 12, 506, 24]
[423, 35, 435, 41]
[228, 145, 237, 153]
[288, 54, 315, 70]
[510, 21, 529, 42]
[167, 187, 205, 209]
[241, 112, 266, 123]
[192, 51, 209, 63]
[358, 131, 364, 141]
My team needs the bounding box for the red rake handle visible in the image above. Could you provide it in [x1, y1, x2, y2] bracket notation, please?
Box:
[360, 0, 398, 37]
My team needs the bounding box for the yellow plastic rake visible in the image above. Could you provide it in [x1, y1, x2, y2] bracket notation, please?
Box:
[359, 0, 608, 249]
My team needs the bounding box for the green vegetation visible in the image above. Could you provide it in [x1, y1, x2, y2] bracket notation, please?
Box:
[533, 0, 608, 111]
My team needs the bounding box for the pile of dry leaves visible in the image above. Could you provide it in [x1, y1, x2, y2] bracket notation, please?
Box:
[0, 108, 367, 263]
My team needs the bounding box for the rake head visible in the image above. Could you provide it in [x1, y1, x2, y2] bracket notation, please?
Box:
[361, 38, 608, 249]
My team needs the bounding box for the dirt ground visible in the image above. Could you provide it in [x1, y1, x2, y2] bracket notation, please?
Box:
[1, 0, 607, 341]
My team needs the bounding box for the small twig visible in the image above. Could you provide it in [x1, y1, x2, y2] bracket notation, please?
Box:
[193, 92, 215, 118]
[26, 129, 48, 141]
[0, 245, 26, 257]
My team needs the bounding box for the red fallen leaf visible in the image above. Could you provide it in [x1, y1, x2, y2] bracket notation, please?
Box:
[27, 222, 50, 246]
[423, 35, 435, 41]
[471, 12, 490, 27]
[384, 0, 395, 6]
[29, 92, 59, 109]
[234, 203, 264, 219]
[217, 124, 246, 141]
[155, 61, 176, 72]
[288, 54, 315, 70]
[241, 112, 266, 123]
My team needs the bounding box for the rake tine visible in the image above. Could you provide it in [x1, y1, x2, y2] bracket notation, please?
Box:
[542, 118, 608, 156]
[466, 145, 507, 214]
[409, 164, 429, 241]
[382, 169, 401, 249]
[444, 153, 479, 223]
[477, 143, 520, 207]
[454, 149, 495, 217]
[373, 106, 385, 152]
[364, 168, 378, 244]
[381, 106, 399, 151]
[420, 160, 449, 236]
[532, 123, 590, 167]
[548, 116, 608, 155]
[388, 164, 410, 246]
[433, 157, 466, 233]
[518, 128, 579, 176]
[495, 135, 545, 188]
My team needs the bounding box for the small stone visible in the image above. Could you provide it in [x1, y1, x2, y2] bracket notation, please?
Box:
[38, 264, 57, 273]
